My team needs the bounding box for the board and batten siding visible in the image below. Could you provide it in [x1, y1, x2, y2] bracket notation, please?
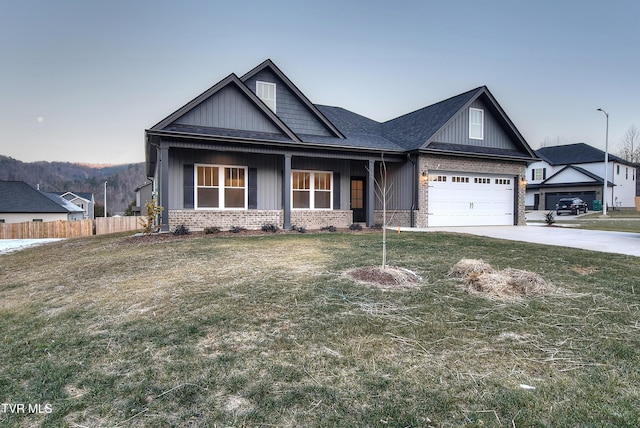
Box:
[174, 85, 283, 134]
[373, 161, 415, 210]
[167, 149, 353, 212]
[244, 69, 333, 137]
[168, 150, 282, 210]
[432, 99, 515, 150]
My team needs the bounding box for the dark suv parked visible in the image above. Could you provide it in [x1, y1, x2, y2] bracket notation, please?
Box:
[556, 197, 588, 215]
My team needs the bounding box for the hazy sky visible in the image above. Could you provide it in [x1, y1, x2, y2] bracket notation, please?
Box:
[1, 0, 638, 164]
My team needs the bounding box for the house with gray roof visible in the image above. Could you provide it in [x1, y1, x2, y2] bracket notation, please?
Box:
[0, 181, 85, 224]
[55, 191, 95, 219]
[145, 59, 537, 231]
[526, 142, 637, 211]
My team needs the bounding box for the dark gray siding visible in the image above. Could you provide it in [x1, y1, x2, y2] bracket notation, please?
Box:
[173, 85, 282, 134]
[374, 161, 414, 210]
[168, 149, 354, 211]
[432, 99, 516, 150]
[244, 69, 333, 137]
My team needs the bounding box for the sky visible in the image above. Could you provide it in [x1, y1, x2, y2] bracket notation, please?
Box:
[1, 0, 639, 164]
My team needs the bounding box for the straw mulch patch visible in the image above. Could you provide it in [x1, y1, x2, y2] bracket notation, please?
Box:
[449, 259, 554, 301]
[345, 266, 422, 290]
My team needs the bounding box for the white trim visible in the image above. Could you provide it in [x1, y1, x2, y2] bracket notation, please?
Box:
[256, 81, 276, 113]
[291, 170, 333, 210]
[194, 164, 248, 210]
[469, 108, 484, 140]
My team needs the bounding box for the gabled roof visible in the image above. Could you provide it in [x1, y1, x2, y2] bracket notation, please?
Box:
[241, 59, 345, 139]
[381, 86, 536, 159]
[145, 60, 537, 164]
[528, 165, 614, 190]
[0, 181, 83, 213]
[536, 143, 628, 166]
[56, 191, 94, 203]
[149, 73, 301, 143]
[382, 87, 481, 150]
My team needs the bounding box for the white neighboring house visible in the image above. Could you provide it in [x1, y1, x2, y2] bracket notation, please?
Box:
[0, 181, 85, 224]
[526, 143, 637, 211]
[56, 191, 95, 219]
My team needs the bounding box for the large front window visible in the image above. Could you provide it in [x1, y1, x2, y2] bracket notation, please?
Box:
[292, 170, 332, 209]
[196, 165, 247, 209]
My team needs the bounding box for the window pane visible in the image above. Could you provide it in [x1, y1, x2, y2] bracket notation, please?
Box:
[198, 166, 218, 186]
[293, 172, 310, 190]
[225, 167, 245, 187]
[315, 173, 331, 190]
[198, 188, 218, 208]
[314, 191, 331, 209]
[293, 191, 310, 208]
[224, 188, 244, 208]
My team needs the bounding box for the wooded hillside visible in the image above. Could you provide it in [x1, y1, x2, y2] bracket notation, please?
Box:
[0, 155, 148, 215]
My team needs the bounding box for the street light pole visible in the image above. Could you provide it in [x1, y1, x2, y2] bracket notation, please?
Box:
[104, 181, 108, 218]
[597, 108, 609, 216]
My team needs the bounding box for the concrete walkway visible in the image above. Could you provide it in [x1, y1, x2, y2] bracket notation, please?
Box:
[398, 212, 640, 257]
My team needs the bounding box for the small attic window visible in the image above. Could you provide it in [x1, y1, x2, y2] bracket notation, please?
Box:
[256, 81, 276, 112]
[469, 108, 484, 140]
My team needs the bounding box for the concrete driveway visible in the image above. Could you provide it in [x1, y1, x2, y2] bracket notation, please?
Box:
[399, 212, 640, 257]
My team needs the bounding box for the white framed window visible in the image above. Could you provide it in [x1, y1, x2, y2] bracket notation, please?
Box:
[292, 170, 332, 210]
[256, 81, 276, 112]
[533, 168, 546, 181]
[195, 164, 247, 209]
[469, 108, 484, 140]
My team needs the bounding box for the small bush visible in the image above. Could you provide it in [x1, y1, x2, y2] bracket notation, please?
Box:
[230, 226, 246, 234]
[321, 225, 337, 232]
[291, 225, 306, 233]
[261, 223, 279, 233]
[369, 223, 383, 229]
[173, 224, 190, 235]
[204, 226, 220, 235]
[349, 223, 363, 231]
[545, 211, 555, 226]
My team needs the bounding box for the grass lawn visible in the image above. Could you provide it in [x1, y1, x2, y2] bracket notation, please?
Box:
[1, 230, 639, 427]
[530, 210, 640, 233]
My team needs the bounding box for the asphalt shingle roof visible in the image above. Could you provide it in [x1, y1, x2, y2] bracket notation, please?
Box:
[536, 143, 625, 165]
[0, 181, 80, 213]
[381, 87, 483, 150]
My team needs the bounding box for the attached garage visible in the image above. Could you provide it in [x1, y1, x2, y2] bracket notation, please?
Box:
[544, 191, 597, 211]
[427, 172, 516, 226]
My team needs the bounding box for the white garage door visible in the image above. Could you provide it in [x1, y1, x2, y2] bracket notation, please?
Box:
[427, 172, 515, 226]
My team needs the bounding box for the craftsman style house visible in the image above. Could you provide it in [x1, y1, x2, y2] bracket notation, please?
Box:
[145, 59, 537, 231]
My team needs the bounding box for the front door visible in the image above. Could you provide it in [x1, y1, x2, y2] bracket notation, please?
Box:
[351, 178, 366, 223]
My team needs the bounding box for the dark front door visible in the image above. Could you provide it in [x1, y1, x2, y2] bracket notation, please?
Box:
[351, 177, 366, 223]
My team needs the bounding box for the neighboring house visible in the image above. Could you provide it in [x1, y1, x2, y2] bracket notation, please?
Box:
[133, 181, 153, 216]
[55, 191, 95, 219]
[526, 143, 637, 211]
[0, 181, 85, 223]
[145, 59, 537, 231]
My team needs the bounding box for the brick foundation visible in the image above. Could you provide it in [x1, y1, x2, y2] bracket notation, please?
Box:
[169, 209, 353, 231]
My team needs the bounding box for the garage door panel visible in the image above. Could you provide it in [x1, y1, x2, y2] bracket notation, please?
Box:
[427, 173, 514, 227]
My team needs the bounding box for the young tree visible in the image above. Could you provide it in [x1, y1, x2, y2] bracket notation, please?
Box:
[370, 155, 395, 269]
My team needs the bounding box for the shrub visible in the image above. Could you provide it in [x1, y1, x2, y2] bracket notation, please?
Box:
[173, 224, 190, 236]
[230, 226, 246, 233]
[321, 225, 337, 232]
[291, 224, 306, 233]
[204, 226, 220, 235]
[369, 223, 383, 229]
[545, 211, 555, 226]
[349, 223, 363, 231]
[139, 198, 164, 235]
[261, 223, 279, 233]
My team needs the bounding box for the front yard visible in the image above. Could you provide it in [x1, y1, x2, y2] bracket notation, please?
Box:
[1, 230, 639, 427]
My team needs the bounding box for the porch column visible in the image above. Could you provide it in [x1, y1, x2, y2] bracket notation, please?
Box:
[283, 154, 292, 229]
[159, 144, 170, 232]
[367, 159, 375, 227]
